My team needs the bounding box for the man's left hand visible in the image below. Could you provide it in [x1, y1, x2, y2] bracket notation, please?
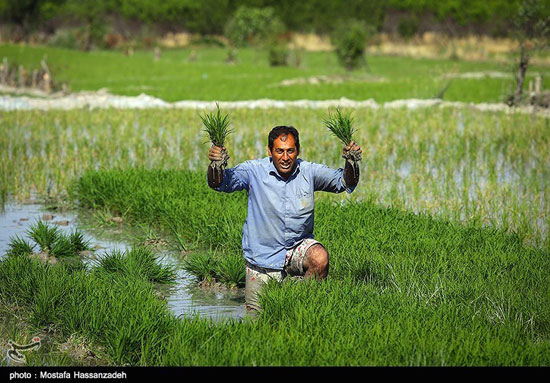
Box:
[343, 141, 362, 157]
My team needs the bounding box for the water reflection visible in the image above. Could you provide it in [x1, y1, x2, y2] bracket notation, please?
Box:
[0, 203, 245, 321]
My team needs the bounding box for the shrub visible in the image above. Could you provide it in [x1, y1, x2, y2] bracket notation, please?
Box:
[397, 17, 419, 39]
[48, 28, 80, 50]
[224, 6, 285, 47]
[103, 33, 125, 49]
[331, 20, 373, 71]
[268, 40, 289, 66]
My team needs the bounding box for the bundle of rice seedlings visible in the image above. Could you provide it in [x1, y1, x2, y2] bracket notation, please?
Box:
[69, 230, 91, 253]
[182, 252, 215, 283]
[323, 107, 362, 164]
[94, 250, 128, 275]
[27, 220, 60, 252]
[94, 247, 177, 285]
[200, 102, 232, 172]
[126, 246, 178, 285]
[50, 235, 74, 258]
[6, 235, 35, 257]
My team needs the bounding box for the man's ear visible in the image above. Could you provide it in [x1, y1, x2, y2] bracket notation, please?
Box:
[267, 146, 272, 157]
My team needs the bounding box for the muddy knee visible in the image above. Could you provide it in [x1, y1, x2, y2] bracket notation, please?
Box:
[303, 244, 329, 279]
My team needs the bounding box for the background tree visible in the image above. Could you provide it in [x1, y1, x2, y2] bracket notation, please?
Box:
[331, 20, 374, 71]
[0, 0, 64, 41]
[61, 0, 111, 51]
[224, 6, 285, 48]
[509, 0, 550, 105]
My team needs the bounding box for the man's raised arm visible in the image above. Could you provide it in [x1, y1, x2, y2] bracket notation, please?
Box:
[343, 141, 362, 188]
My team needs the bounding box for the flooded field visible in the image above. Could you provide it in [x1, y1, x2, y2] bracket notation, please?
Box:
[0, 203, 245, 321]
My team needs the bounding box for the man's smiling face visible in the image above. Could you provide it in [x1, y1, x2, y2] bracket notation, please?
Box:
[268, 133, 299, 178]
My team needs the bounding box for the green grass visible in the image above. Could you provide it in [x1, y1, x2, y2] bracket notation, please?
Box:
[1, 44, 549, 365]
[2, 44, 549, 103]
[93, 247, 178, 285]
[183, 251, 246, 287]
[0, 239, 181, 365]
[2, 167, 548, 365]
[1, 108, 547, 249]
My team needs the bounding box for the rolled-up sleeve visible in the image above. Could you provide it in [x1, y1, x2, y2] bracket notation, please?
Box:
[211, 161, 251, 193]
[312, 163, 356, 194]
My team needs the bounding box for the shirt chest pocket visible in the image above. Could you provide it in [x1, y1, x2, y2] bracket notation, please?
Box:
[294, 189, 313, 213]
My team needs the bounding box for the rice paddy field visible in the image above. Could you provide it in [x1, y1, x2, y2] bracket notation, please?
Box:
[1, 44, 550, 366]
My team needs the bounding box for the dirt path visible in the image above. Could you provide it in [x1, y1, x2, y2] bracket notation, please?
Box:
[1, 86, 548, 118]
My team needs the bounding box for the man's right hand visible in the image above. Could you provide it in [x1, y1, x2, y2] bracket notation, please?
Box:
[209, 145, 228, 162]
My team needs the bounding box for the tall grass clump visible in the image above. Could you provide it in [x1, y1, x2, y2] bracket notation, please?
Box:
[183, 251, 245, 287]
[27, 220, 60, 252]
[69, 230, 92, 252]
[94, 246, 177, 285]
[0, 253, 177, 366]
[6, 235, 35, 257]
[24, 220, 91, 257]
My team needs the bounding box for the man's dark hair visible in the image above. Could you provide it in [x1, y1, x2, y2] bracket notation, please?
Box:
[268, 126, 300, 153]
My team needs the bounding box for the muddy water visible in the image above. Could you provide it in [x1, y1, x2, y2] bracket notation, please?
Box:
[0, 203, 245, 321]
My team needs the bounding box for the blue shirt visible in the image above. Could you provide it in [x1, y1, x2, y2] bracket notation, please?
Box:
[210, 157, 356, 270]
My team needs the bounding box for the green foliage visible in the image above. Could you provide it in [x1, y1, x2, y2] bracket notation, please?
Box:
[69, 229, 92, 252]
[2, 0, 548, 39]
[224, 6, 285, 47]
[324, 108, 356, 145]
[397, 16, 419, 38]
[1, 43, 539, 103]
[69, 168, 550, 365]
[6, 235, 35, 257]
[268, 40, 289, 66]
[94, 247, 178, 285]
[27, 220, 60, 252]
[50, 235, 74, 258]
[13, 220, 89, 259]
[512, 0, 550, 40]
[200, 103, 232, 147]
[331, 20, 373, 71]
[183, 251, 245, 287]
[47, 28, 80, 50]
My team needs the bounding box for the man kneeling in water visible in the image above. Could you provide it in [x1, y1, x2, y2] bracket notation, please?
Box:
[207, 126, 361, 313]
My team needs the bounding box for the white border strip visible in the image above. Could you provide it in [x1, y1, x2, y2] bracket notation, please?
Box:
[1, 92, 548, 117]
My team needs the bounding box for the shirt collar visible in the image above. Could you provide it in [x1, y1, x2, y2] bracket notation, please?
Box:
[268, 157, 301, 180]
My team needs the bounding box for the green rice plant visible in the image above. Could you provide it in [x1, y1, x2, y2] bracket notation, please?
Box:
[200, 103, 232, 148]
[69, 230, 92, 253]
[214, 253, 246, 287]
[27, 220, 60, 252]
[126, 247, 178, 285]
[6, 235, 35, 257]
[94, 247, 177, 285]
[94, 250, 128, 275]
[49, 235, 75, 258]
[200, 103, 232, 171]
[324, 107, 362, 176]
[165, 220, 191, 252]
[324, 107, 357, 145]
[182, 252, 216, 283]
